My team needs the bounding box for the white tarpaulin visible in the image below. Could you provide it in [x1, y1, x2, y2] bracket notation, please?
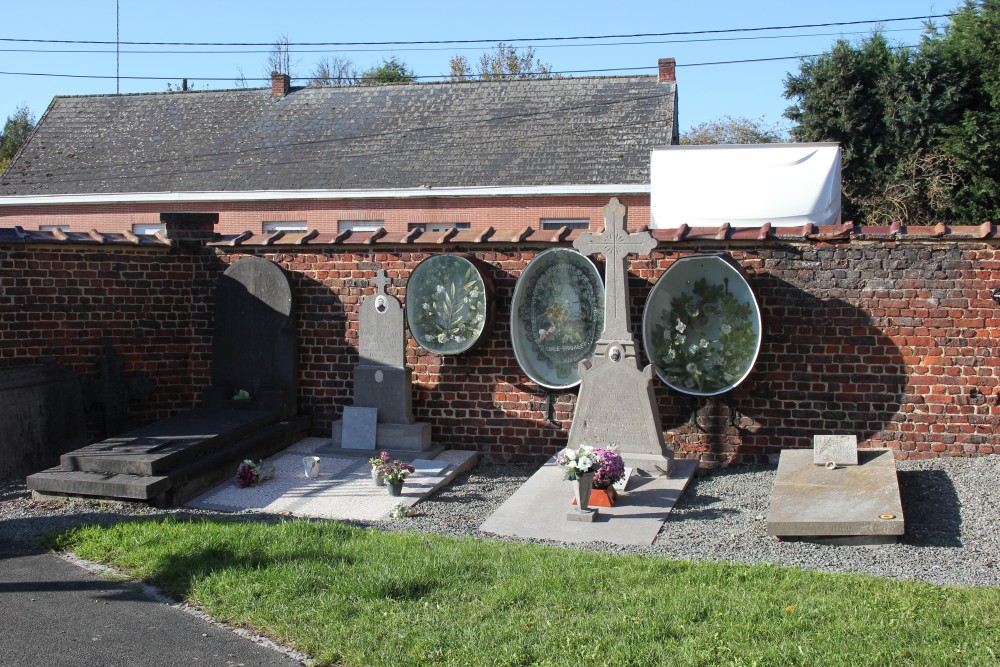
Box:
[650, 143, 842, 228]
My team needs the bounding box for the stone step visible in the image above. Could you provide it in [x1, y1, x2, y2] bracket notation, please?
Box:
[28, 414, 311, 505]
[61, 408, 276, 476]
[28, 468, 171, 501]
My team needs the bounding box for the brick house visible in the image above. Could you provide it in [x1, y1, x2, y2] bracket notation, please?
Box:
[0, 60, 679, 235]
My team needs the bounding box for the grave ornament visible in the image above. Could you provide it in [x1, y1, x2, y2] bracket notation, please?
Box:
[330, 269, 433, 453]
[567, 198, 673, 473]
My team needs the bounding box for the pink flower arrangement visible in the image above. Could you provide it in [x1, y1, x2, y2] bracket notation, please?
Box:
[235, 459, 261, 488]
[592, 448, 625, 489]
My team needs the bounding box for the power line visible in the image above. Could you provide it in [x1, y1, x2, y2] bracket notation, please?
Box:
[0, 46, 920, 84]
[0, 27, 924, 56]
[0, 14, 951, 48]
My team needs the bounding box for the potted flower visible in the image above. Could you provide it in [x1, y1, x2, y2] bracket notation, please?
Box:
[555, 444, 600, 510]
[590, 448, 625, 507]
[368, 451, 390, 486]
[382, 460, 416, 497]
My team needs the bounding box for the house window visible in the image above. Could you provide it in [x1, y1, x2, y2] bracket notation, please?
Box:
[407, 222, 471, 233]
[132, 223, 166, 235]
[263, 221, 307, 233]
[540, 219, 590, 230]
[338, 220, 384, 233]
[39, 225, 70, 232]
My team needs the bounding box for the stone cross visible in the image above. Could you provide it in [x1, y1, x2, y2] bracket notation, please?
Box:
[372, 269, 390, 295]
[573, 198, 656, 346]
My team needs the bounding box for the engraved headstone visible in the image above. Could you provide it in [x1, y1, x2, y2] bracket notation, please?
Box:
[567, 199, 673, 473]
[353, 270, 413, 424]
[330, 269, 433, 452]
[359, 270, 405, 368]
[813, 434, 859, 466]
[210, 257, 296, 417]
[341, 406, 378, 450]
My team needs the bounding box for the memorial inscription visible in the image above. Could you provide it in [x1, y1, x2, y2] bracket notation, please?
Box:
[813, 434, 859, 466]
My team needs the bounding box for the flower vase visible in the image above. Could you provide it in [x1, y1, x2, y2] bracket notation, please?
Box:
[386, 480, 404, 497]
[572, 472, 594, 510]
[372, 468, 385, 486]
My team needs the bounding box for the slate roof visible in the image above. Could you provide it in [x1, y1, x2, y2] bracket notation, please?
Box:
[0, 76, 677, 196]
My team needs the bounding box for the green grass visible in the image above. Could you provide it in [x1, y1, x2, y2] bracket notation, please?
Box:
[52, 518, 998, 667]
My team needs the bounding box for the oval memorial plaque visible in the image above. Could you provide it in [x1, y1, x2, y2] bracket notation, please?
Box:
[406, 254, 494, 355]
[642, 253, 762, 396]
[511, 248, 605, 389]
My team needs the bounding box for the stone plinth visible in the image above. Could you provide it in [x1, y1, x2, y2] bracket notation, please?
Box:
[767, 449, 905, 541]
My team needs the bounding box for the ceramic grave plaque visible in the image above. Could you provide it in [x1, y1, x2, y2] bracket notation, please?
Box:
[642, 254, 762, 396]
[406, 254, 494, 355]
[511, 248, 604, 389]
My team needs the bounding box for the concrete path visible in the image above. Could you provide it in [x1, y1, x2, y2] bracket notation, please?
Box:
[0, 541, 301, 667]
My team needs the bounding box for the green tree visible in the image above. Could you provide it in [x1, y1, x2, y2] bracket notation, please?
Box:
[450, 43, 553, 81]
[680, 115, 787, 145]
[0, 104, 35, 173]
[929, 0, 1000, 224]
[361, 56, 415, 84]
[783, 2, 1000, 224]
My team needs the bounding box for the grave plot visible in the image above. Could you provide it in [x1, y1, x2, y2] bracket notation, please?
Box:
[27, 257, 310, 506]
[767, 436, 905, 544]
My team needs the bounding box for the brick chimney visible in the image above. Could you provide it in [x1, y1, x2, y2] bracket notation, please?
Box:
[271, 71, 291, 97]
[658, 58, 676, 84]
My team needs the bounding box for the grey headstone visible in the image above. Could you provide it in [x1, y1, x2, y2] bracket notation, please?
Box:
[211, 257, 296, 414]
[341, 407, 378, 450]
[567, 199, 672, 472]
[353, 366, 415, 424]
[813, 434, 858, 466]
[567, 342, 671, 468]
[359, 270, 405, 369]
[567, 508, 598, 522]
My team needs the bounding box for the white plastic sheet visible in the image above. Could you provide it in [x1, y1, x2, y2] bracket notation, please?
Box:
[650, 143, 842, 228]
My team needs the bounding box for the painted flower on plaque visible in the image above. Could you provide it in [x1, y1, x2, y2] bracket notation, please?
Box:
[642, 254, 762, 396]
[511, 248, 604, 389]
[406, 254, 493, 355]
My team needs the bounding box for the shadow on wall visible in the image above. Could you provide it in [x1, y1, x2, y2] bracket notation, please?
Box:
[650, 274, 908, 464]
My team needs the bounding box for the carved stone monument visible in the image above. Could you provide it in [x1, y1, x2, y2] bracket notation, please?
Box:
[330, 269, 433, 452]
[567, 198, 674, 473]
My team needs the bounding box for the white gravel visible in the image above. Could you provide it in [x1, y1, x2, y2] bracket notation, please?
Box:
[2, 455, 997, 587]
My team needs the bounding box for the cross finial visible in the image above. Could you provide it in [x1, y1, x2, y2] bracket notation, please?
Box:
[573, 198, 656, 343]
[372, 269, 390, 294]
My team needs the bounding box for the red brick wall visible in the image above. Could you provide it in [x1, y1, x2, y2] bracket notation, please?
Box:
[0, 194, 651, 235]
[0, 243, 206, 437]
[3, 236, 998, 464]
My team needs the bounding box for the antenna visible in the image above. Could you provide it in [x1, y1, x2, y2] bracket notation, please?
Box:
[116, 0, 120, 94]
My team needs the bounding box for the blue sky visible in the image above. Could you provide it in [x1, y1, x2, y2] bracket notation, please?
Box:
[2, 1, 954, 135]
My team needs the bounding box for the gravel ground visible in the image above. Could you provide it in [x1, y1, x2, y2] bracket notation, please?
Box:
[2, 455, 997, 588]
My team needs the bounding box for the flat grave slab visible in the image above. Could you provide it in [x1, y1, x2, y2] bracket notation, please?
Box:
[767, 449, 904, 540]
[60, 408, 275, 476]
[187, 438, 476, 521]
[479, 457, 698, 546]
